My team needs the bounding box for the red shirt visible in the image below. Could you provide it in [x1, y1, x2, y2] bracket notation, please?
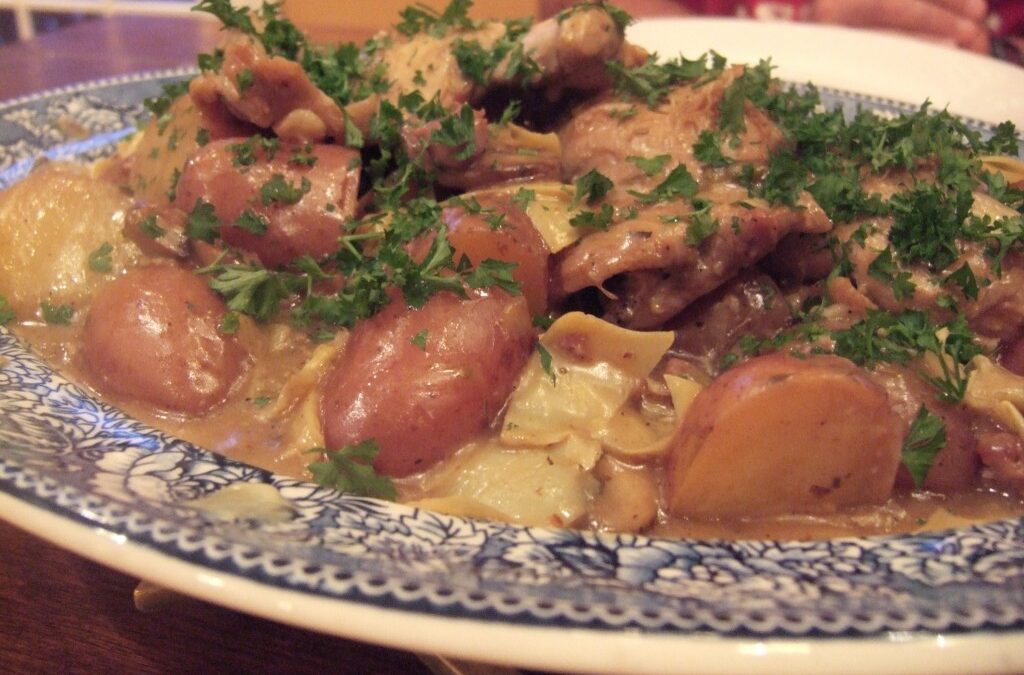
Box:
[678, 0, 1023, 37]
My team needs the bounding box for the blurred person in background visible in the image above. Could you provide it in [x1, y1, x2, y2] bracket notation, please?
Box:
[540, 0, 1023, 58]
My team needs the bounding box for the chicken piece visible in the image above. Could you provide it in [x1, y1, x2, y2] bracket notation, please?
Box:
[833, 183, 1024, 342]
[669, 271, 792, 369]
[189, 34, 346, 143]
[556, 183, 830, 328]
[376, 4, 629, 110]
[512, 4, 632, 92]
[559, 66, 787, 201]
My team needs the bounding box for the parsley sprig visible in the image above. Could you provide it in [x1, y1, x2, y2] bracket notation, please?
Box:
[307, 440, 397, 500]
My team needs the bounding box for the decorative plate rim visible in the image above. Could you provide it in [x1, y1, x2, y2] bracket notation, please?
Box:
[2, 51, 1024, 674]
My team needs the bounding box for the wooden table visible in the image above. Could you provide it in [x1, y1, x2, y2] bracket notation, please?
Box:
[0, 15, 454, 675]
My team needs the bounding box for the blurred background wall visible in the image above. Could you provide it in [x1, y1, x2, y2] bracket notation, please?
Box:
[0, 0, 540, 44]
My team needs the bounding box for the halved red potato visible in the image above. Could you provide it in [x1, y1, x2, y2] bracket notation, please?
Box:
[319, 290, 534, 478]
[667, 353, 903, 519]
[441, 194, 551, 315]
[174, 138, 359, 268]
[81, 265, 246, 415]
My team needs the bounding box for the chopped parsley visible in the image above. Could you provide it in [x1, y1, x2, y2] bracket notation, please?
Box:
[608, 52, 725, 107]
[627, 154, 671, 177]
[186, 199, 220, 242]
[219, 311, 240, 334]
[139, 214, 166, 239]
[574, 169, 614, 205]
[901, 406, 946, 489]
[87, 242, 113, 273]
[511, 187, 536, 211]
[831, 309, 982, 402]
[685, 210, 719, 247]
[307, 440, 397, 500]
[0, 295, 15, 325]
[411, 329, 429, 350]
[693, 130, 732, 167]
[628, 164, 698, 204]
[40, 302, 74, 325]
[537, 343, 556, 384]
[234, 209, 269, 236]
[260, 174, 311, 206]
[570, 203, 615, 230]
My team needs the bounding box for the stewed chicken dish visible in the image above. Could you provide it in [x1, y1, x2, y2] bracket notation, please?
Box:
[3, 0, 1024, 539]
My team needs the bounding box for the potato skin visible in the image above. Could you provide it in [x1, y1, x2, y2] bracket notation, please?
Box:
[319, 290, 535, 477]
[667, 353, 903, 519]
[441, 195, 551, 315]
[174, 138, 359, 268]
[82, 266, 246, 415]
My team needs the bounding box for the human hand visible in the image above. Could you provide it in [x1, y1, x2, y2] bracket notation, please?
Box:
[810, 0, 991, 53]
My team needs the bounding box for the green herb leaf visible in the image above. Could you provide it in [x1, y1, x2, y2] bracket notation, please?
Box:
[234, 209, 269, 236]
[626, 154, 671, 177]
[628, 164, 698, 204]
[307, 440, 397, 500]
[260, 174, 311, 206]
[411, 328, 429, 350]
[88, 242, 113, 273]
[139, 214, 166, 239]
[0, 295, 15, 325]
[693, 130, 732, 167]
[537, 343, 556, 384]
[685, 211, 719, 247]
[40, 302, 74, 325]
[569, 203, 614, 230]
[186, 199, 220, 242]
[901, 406, 946, 489]
[220, 311, 240, 334]
[573, 169, 614, 205]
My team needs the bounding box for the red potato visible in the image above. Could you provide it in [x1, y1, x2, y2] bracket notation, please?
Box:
[667, 353, 903, 519]
[442, 195, 551, 315]
[319, 290, 535, 478]
[81, 266, 246, 415]
[174, 138, 360, 268]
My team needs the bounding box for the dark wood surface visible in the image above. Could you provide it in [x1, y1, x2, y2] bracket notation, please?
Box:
[0, 16, 433, 675]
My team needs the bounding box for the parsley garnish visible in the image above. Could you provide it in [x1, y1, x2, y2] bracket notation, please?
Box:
[186, 199, 220, 242]
[430, 104, 478, 161]
[411, 329, 429, 350]
[628, 164, 698, 204]
[0, 295, 15, 325]
[627, 154, 671, 177]
[608, 52, 724, 106]
[87, 242, 113, 273]
[511, 188, 536, 211]
[395, 0, 474, 37]
[569, 203, 615, 230]
[220, 311, 240, 334]
[686, 210, 719, 247]
[831, 309, 982, 402]
[574, 169, 614, 205]
[139, 214, 166, 239]
[693, 130, 732, 167]
[867, 248, 916, 302]
[307, 440, 397, 500]
[260, 174, 311, 206]
[901, 406, 946, 489]
[40, 302, 74, 325]
[537, 343, 556, 384]
[234, 209, 269, 236]
[236, 68, 254, 92]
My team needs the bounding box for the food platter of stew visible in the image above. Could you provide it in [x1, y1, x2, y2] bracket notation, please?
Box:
[2, 1, 1024, 672]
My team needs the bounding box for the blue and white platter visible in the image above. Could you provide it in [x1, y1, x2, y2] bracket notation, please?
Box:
[2, 19, 1024, 674]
